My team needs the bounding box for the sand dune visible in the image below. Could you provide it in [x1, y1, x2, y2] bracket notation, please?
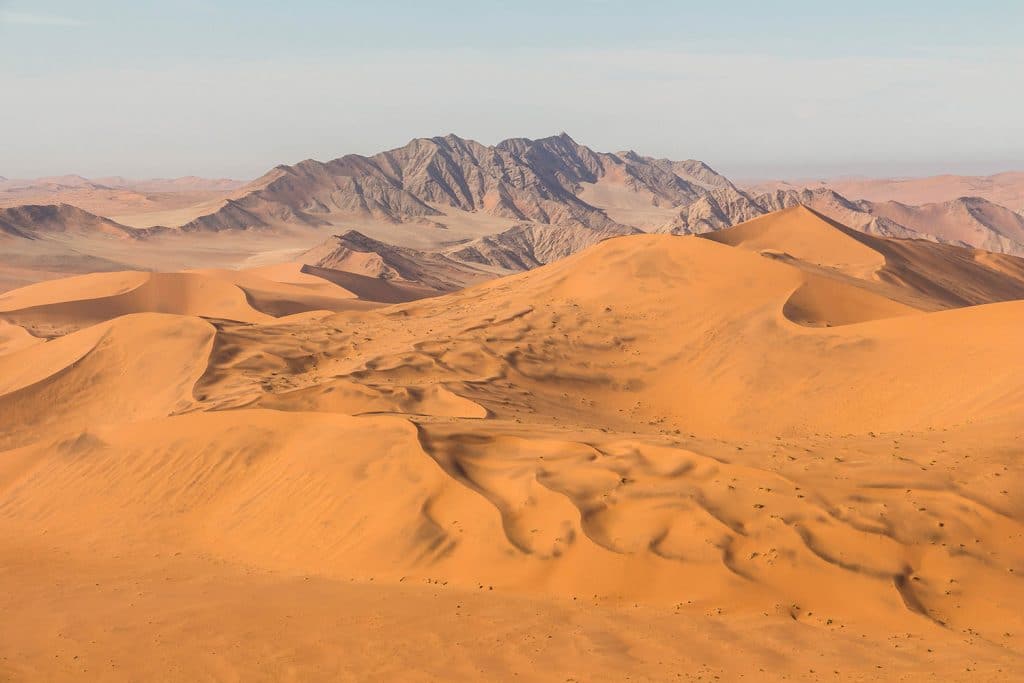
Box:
[0, 264, 388, 337]
[2, 207, 1023, 680]
[0, 319, 39, 356]
[702, 205, 887, 277]
[0, 271, 271, 336]
[706, 206, 1024, 309]
[0, 313, 214, 451]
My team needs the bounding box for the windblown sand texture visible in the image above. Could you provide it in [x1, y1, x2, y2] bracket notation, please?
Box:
[2, 206, 1024, 681]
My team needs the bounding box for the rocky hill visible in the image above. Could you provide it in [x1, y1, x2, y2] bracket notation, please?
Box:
[444, 222, 640, 271]
[172, 133, 764, 236]
[301, 229, 501, 292]
[0, 204, 142, 240]
[168, 133, 1024, 257]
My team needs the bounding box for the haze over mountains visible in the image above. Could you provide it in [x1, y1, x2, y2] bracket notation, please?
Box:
[0, 174, 247, 229]
[750, 172, 1024, 214]
[3, 133, 1024, 296]
[169, 132, 1024, 254]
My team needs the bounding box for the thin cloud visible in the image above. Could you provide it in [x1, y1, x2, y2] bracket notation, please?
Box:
[0, 11, 85, 26]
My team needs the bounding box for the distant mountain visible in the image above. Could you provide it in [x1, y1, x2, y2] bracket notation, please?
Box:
[301, 229, 500, 294]
[0, 204, 142, 240]
[300, 221, 640, 293]
[445, 222, 640, 271]
[169, 133, 1023, 257]
[183, 133, 627, 232]
[662, 187, 766, 235]
[644, 185, 1024, 256]
[175, 133, 783, 237]
[91, 176, 246, 193]
[0, 175, 97, 191]
[5, 135, 1023, 265]
[0, 175, 244, 194]
[747, 172, 1024, 214]
[866, 197, 1024, 254]
[0, 175, 249, 234]
[753, 189, 933, 240]
[0, 204, 144, 292]
[663, 158, 739, 191]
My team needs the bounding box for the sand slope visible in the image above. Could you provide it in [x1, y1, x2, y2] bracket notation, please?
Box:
[1, 208, 1023, 681]
[706, 206, 1024, 310]
[0, 263, 397, 337]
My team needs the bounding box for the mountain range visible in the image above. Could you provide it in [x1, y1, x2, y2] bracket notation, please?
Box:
[167, 133, 1023, 253]
[748, 172, 1024, 214]
[2, 133, 1024, 294]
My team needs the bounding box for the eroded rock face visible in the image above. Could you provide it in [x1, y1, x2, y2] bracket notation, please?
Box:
[301, 229, 498, 292]
[172, 133, 1024, 258]
[12, 135, 1021, 272]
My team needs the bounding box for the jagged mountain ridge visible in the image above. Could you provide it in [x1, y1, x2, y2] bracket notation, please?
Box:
[444, 222, 641, 272]
[662, 187, 1024, 255]
[172, 132, 1024, 256]
[301, 229, 500, 292]
[867, 196, 1024, 254]
[4, 134, 1022, 279]
[183, 134, 609, 232]
[178, 133, 741, 234]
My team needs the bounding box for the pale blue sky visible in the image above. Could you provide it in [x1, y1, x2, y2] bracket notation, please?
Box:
[2, 0, 1022, 180]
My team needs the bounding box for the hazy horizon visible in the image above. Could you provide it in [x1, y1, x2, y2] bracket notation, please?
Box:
[3, 131, 1024, 185]
[3, 0, 1023, 180]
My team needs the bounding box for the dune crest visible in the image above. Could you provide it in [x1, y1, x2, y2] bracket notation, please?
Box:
[0, 263, 400, 337]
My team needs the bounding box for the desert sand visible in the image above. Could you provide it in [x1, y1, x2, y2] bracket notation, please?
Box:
[1, 206, 1024, 681]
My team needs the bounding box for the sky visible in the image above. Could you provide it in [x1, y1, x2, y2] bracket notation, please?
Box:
[1, 0, 1023, 181]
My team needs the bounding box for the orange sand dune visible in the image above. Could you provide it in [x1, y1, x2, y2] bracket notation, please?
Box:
[702, 205, 887, 278]
[2, 207, 1023, 681]
[0, 313, 214, 450]
[0, 319, 40, 356]
[705, 205, 1024, 309]
[0, 263, 390, 337]
[0, 271, 269, 336]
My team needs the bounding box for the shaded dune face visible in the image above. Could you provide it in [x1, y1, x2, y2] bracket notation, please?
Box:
[705, 205, 1024, 311]
[2, 207, 1024, 680]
